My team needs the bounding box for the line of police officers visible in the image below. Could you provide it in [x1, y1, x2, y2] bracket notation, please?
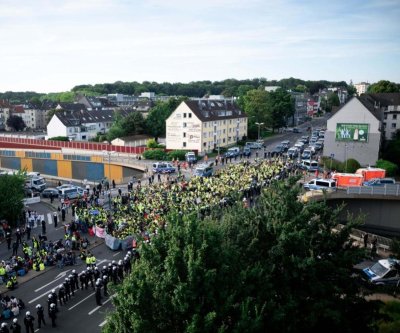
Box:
[0, 250, 135, 333]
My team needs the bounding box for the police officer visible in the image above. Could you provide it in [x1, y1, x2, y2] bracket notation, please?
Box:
[95, 280, 102, 306]
[10, 318, 21, 333]
[58, 284, 66, 305]
[50, 289, 58, 306]
[68, 274, 75, 295]
[72, 269, 79, 290]
[94, 266, 100, 280]
[49, 303, 57, 328]
[0, 323, 9, 333]
[47, 294, 57, 314]
[118, 260, 124, 281]
[101, 265, 108, 278]
[24, 312, 35, 333]
[112, 265, 118, 284]
[64, 278, 71, 300]
[123, 256, 131, 274]
[87, 267, 95, 289]
[36, 304, 46, 328]
[80, 270, 88, 290]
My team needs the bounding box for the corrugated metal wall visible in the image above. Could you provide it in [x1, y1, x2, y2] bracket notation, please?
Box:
[72, 162, 104, 182]
[0, 157, 21, 170]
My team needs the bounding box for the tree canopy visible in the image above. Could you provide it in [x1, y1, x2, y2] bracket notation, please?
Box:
[368, 80, 400, 94]
[6, 115, 26, 131]
[0, 173, 25, 227]
[103, 179, 381, 333]
[106, 110, 145, 142]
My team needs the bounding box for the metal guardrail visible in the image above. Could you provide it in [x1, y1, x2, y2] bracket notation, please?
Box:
[347, 184, 400, 196]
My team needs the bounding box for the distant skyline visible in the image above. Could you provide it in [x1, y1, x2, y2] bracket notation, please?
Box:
[1, 0, 399, 93]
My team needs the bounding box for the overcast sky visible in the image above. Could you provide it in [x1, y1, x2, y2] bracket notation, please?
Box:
[0, 0, 399, 93]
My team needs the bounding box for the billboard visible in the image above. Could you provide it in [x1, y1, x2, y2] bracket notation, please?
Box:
[335, 123, 369, 142]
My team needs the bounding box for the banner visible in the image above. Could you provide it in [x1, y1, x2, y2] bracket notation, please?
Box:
[94, 226, 106, 238]
[335, 123, 369, 142]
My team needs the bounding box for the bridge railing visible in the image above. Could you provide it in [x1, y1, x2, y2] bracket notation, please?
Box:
[347, 184, 400, 196]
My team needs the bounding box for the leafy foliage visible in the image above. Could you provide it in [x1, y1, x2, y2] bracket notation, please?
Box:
[145, 98, 185, 138]
[368, 81, 400, 94]
[376, 159, 398, 176]
[6, 115, 26, 131]
[166, 150, 187, 161]
[0, 173, 25, 227]
[142, 149, 167, 160]
[378, 301, 400, 333]
[146, 139, 159, 148]
[344, 158, 361, 173]
[103, 180, 381, 333]
[107, 111, 145, 142]
[381, 133, 400, 169]
[48, 136, 69, 141]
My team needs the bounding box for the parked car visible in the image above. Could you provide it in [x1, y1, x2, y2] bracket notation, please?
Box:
[363, 178, 396, 186]
[287, 147, 299, 159]
[293, 128, 302, 133]
[362, 258, 400, 286]
[300, 159, 320, 172]
[314, 142, 323, 151]
[57, 184, 76, 193]
[194, 163, 214, 177]
[301, 149, 312, 160]
[24, 188, 41, 197]
[245, 141, 263, 149]
[152, 162, 176, 174]
[300, 136, 309, 144]
[185, 152, 197, 164]
[243, 147, 252, 157]
[281, 140, 290, 149]
[41, 188, 59, 198]
[225, 147, 240, 158]
[271, 144, 285, 156]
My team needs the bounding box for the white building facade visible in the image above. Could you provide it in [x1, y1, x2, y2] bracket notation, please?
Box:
[166, 100, 247, 154]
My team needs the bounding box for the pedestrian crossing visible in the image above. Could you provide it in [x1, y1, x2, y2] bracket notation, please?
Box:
[26, 213, 57, 228]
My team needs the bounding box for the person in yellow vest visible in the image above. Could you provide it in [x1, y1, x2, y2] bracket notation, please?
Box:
[90, 254, 96, 267]
[86, 253, 92, 268]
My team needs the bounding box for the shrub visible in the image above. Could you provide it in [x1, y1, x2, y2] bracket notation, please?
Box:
[147, 139, 158, 148]
[344, 158, 361, 173]
[376, 159, 398, 176]
[320, 156, 344, 172]
[48, 136, 69, 141]
[142, 149, 167, 160]
[166, 150, 187, 161]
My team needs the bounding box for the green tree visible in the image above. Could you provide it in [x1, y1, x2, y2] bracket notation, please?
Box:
[103, 179, 381, 333]
[368, 80, 400, 93]
[6, 115, 26, 131]
[46, 109, 60, 124]
[0, 173, 25, 227]
[376, 159, 398, 176]
[48, 136, 69, 141]
[121, 112, 145, 136]
[145, 98, 184, 139]
[242, 89, 271, 138]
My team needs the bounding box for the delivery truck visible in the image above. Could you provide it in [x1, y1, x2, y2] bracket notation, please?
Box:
[332, 173, 364, 188]
[356, 167, 386, 181]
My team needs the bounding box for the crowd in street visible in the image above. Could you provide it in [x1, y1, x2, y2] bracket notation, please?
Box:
[75, 157, 303, 242]
[0, 250, 137, 332]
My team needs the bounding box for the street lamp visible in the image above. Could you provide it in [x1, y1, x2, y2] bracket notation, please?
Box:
[102, 150, 115, 208]
[255, 122, 264, 141]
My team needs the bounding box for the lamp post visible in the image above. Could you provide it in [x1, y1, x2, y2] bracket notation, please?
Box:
[103, 150, 115, 208]
[255, 122, 264, 141]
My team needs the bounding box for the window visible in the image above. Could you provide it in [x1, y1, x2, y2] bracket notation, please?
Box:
[203, 132, 207, 138]
[183, 132, 186, 138]
[392, 123, 396, 129]
[383, 122, 387, 128]
[183, 122, 187, 128]
[204, 123, 207, 128]
[183, 113, 187, 118]
[183, 142, 187, 147]
[393, 114, 397, 120]
[188, 113, 192, 118]
[384, 114, 388, 120]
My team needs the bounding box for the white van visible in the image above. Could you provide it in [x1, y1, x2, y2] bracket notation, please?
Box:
[301, 160, 319, 172]
[303, 178, 337, 191]
[60, 187, 79, 199]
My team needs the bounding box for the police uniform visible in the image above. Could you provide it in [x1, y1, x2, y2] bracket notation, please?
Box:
[23, 312, 34, 333]
[49, 304, 57, 327]
[58, 284, 66, 305]
[36, 304, 46, 328]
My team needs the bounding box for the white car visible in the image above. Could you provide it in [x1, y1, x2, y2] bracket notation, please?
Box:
[56, 184, 76, 193]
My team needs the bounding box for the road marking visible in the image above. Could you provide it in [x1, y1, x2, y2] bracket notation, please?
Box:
[35, 329, 40, 332]
[112, 252, 120, 257]
[68, 292, 95, 310]
[99, 320, 107, 327]
[88, 293, 116, 315]
[34, 269, 72, 292]
[47, 213, 53, 224]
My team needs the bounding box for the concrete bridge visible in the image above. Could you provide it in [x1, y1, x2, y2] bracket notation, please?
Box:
[303, 187, 400, 237]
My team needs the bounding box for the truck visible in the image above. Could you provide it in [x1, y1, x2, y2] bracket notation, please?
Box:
[185, 152, 197, 164]
[356, 167, 386, 181]
[331, 173, 363, 188]
[25, 175, 46, 192]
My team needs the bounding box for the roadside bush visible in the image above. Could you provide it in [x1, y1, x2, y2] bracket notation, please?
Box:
[344, 158, 361, 173]
[48, 136, 69, 141]
[376, 159, 398, 176]
[320, 156, 344, 172]
[142, 149, 167, 160]
[147, 139, 158, 148]
[166, 150, 187, 161]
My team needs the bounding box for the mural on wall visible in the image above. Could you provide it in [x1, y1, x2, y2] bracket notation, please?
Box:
[335, 123, 369, 142]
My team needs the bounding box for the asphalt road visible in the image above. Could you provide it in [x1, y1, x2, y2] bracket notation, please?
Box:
[2, 241, 126, 332]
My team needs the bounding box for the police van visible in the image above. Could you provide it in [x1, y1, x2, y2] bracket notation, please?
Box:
[59, 187, 79, 200]
[194, 163, 213, 177]
[303, 178, 337, 191]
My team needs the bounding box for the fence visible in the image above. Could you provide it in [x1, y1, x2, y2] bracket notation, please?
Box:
[0, 136, 147, 154]
[347, 185, 400, 196]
